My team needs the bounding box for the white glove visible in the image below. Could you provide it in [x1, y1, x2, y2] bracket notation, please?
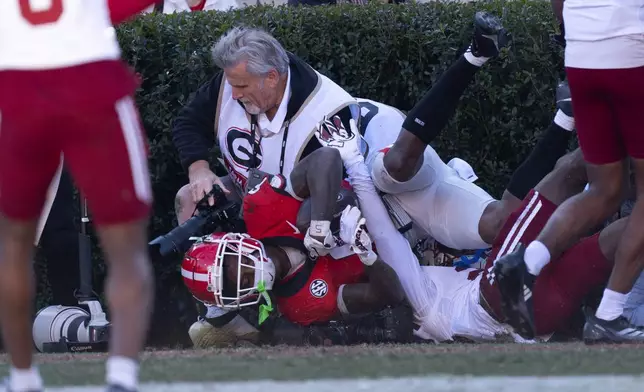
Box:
[315, 116, 363, 167]
[303, 229, 336, 258]
[339, 205, 377, 265]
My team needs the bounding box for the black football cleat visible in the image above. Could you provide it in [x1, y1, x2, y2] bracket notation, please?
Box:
[106, 384, 137, 392]
[470, 11, 511, 58]
[556, 80, 573, 117]
[493, 243, 536, 339]
[583, 312, 644, 345]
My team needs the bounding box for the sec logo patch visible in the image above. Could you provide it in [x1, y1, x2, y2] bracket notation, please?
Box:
[309, 279, 328, 298]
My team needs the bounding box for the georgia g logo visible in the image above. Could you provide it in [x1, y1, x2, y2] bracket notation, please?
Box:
[315, 115, 355, 148]
[225, 127, 263, 170]
[309, 279, 328, 298]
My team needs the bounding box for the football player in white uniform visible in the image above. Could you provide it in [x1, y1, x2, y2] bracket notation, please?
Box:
[323, 87, 633, 343]
[357, 77, 576, 255]
[0, 1, 157, 391]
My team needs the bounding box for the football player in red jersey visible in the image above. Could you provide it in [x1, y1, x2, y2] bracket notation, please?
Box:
[181, 147, 405, 328]
[0, 1, 158, 392]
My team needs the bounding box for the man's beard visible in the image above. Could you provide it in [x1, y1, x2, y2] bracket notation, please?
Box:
[242, 102, 262, 115]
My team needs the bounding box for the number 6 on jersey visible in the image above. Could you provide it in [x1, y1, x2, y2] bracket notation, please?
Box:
[19, 0, 63, 25]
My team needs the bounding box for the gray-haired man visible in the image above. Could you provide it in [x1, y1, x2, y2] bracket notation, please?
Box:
[172, 26, 358, 251]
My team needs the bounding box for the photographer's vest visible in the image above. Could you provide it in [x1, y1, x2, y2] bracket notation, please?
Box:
[214, 71, 356, 195]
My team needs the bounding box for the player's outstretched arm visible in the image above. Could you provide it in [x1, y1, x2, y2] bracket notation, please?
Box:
[339, 259, 405, 315]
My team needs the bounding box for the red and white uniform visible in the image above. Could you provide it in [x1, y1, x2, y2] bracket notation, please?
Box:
[477, 189, 613, 339]
[243, 174, 366, 326]
[0, 0, 121, 71]
[0, 0, 155, 225]
[562, 0, 644, 164]
[410, 189, 613, 342]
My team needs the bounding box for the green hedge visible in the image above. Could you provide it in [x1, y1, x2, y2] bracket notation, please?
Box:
[38, 1, 567, 347]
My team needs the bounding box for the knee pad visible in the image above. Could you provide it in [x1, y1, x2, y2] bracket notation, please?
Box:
[371, 150, 435, 194]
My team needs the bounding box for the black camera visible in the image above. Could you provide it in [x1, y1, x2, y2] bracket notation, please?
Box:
[148, 186, 245, 259]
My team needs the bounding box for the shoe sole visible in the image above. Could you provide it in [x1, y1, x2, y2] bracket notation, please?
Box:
[494, 265, 536, 340]
[584, 337, 643, 345]
[474, 12, 511, 52]
[584, 334, 644, 345]
[475, 12, 504, 35]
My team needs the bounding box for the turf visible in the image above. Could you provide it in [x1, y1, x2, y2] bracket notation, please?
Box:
[2, 343, 644, 386]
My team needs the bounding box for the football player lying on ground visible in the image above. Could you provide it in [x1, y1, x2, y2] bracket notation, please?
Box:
[361, 37, 577, 253]
[319, 78, 578, 341]
[181, 146, 410, 346]
[334, 105, 634, 342]
[177, 79, 579, 345]
[186, 127, 627, 344]
[358, 80, 576, 254]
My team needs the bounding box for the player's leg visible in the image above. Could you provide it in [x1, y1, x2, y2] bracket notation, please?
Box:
[486, 148, 587, 338]
[382, 11, 510, 183]
[494, 67, 627, 339]
[532, 218, 622, 337]
[479, 81, 577, 241]
[0, 104, 61, 392]
[62, 95, 154, 392]
[583, 65, 644, 342]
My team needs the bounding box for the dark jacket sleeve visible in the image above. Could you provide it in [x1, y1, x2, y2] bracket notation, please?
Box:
[172, 73, 223, 173]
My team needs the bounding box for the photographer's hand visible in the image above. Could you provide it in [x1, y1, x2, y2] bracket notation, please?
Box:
[188, 160, 229, 206]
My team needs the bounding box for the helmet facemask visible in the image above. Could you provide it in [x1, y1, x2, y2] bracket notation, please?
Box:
[206, 233, 276, 313]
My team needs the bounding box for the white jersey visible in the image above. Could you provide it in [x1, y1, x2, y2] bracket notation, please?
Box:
[564, 0, 644, 42]
[564, 0, 644, 69]
[356, 98, 406, 161]
[357, 98, 495, 250]
[418, 266, 517, 342]
[0, 0, 121, 70]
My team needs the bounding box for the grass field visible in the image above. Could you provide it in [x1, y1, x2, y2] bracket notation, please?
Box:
[2, 343, 644, 390]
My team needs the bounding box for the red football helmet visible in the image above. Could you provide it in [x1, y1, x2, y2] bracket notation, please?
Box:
[181, 232, 276, 309]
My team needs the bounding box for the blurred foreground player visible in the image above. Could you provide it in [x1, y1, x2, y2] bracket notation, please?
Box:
[495, 0, 644, 343]
[0, 1, 158, 391]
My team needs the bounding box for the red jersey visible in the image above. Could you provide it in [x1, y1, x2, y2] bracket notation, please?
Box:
[242, 174, 366, 326]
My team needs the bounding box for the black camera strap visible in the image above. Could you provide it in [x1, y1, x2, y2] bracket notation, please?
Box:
[248, 115, 291, 175]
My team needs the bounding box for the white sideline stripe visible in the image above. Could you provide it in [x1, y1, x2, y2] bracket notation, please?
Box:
[46, 375, 644, 392]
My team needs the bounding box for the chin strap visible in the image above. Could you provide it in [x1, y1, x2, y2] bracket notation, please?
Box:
[257, 280, 274, 325]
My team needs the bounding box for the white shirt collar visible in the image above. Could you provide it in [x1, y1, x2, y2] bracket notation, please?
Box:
[257, 69, 291, 137]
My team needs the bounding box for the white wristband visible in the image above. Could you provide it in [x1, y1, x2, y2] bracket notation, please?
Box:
[358, 250, 378, 266]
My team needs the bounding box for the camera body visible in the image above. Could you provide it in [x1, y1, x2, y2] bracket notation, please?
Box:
[149, 186, 245, 259]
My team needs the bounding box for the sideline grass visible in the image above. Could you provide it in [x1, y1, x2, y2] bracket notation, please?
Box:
[2, 343, 644, 386]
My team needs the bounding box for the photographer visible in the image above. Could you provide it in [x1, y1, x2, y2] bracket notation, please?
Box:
[171, 26, 359, 217]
